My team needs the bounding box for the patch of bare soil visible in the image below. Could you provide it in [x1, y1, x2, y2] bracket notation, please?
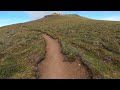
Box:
[38, 34, 90, 79]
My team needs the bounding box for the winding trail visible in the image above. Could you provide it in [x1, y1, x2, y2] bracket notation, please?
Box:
[38, 34, 90, 79]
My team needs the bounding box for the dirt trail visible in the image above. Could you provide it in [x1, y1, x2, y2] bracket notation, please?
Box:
[38, 34, 90, 79]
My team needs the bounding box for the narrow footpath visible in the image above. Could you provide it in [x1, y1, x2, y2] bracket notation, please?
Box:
[38, 34, 90, 79]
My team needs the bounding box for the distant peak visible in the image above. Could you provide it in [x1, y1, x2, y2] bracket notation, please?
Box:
[51, 13, 61, 15]
[43, 13, 90, 20]
[67, 14, 80, 16]
[44, 13, 61, 18]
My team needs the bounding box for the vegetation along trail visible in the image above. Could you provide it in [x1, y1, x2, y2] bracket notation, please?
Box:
[38, 34, 91, 79]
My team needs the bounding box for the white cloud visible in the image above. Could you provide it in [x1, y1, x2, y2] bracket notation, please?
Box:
[0, 19, 13, 27]
[24, 11, 64, 20]
[0, 19, 11, 23]
[99, 16, 120, 21]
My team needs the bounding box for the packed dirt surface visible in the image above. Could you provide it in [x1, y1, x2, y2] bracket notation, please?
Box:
[38, 34, 90, 79]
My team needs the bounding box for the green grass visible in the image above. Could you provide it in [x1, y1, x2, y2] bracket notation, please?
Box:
[0, 55, 24, 79]
[61, 41, 79, 61]
[0, 25, 45, 79]
[0, 14, 120, 78]
[79, 50, 120, 79]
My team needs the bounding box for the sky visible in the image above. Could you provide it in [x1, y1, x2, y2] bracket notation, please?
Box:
[0, 11, 120, 27]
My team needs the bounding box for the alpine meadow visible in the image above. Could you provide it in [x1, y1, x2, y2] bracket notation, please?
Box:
[0, 13, 120, 79]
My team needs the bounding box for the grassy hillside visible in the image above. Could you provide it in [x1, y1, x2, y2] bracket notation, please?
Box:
[0, 14, 120, 79]
[0, 24, 45, 79]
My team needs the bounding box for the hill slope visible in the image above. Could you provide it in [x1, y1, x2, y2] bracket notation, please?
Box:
[0, 14, 120, 79]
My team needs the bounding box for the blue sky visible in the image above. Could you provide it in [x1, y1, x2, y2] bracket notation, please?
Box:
[0, 11, 120, 27]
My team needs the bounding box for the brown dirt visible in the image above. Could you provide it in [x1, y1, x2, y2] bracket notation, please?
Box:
[38, 34, 90, 79]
